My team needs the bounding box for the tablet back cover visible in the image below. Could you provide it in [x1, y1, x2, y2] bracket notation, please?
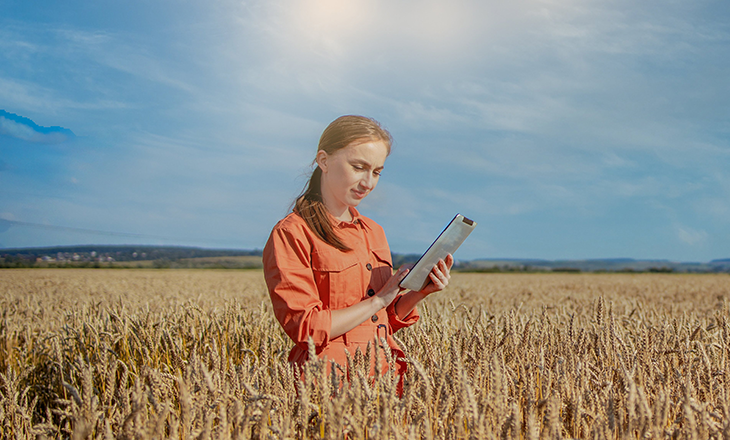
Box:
[400, 214, 476, 292]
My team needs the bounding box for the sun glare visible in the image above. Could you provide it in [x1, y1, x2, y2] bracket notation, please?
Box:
[291, 0, 369, 51]
[282, 0, 483, 63]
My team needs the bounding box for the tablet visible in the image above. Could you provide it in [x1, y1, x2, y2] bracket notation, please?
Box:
[399, 214, 476, 292]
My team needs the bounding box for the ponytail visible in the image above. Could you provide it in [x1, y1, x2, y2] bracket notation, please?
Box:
[294, 167, 352, 251]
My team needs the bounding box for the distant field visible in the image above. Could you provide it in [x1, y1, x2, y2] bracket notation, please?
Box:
[176, 255, 263, 267]
[1, 270, 729, 438]
[116, 255, 264, 269]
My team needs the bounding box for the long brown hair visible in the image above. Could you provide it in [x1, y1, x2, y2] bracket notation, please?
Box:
[294, 115, 393, 251]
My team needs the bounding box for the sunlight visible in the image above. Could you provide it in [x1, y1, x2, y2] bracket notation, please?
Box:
[288, 0, 371, 58]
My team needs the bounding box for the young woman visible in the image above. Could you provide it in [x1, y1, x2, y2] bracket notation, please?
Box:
[263, 115, 453, 386]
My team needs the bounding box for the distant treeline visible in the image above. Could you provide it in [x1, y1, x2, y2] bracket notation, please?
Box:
[0, 245, 262, 268]
[456, 265, 681, 274]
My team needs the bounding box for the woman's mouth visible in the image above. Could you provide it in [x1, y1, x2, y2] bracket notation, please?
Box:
[352, 189, 367, 199]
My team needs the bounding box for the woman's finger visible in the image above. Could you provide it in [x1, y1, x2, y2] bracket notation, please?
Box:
[445, 253, 454, 270]
[433, 267, 449, 283]
[429, 272, 444, 288]
[434, 260, 450, 281]
[440, 257, 452, 274]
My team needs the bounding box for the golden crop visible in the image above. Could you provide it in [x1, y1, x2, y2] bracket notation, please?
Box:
[1, 269, 729, 439]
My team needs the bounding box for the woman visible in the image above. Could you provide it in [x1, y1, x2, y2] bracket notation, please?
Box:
[263, 115, 453, 387]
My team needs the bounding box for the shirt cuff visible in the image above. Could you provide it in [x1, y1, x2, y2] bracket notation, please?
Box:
[288, 308, 332, 353]
[387, 294, 419, 332]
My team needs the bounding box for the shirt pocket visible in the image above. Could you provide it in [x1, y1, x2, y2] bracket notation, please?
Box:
[311, 249, 360, 309]
[369, 247, 394, 291]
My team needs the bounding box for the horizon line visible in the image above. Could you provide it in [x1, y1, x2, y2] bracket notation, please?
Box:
[1, 243, 728, 264]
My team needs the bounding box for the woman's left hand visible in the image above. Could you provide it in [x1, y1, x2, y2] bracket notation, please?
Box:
[418, 253, 454, 296]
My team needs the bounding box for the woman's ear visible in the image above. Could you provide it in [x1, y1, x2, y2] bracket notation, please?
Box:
[315, 150, 328, 173]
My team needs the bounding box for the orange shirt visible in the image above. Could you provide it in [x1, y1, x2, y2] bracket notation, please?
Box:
[263, 207, 419, 375]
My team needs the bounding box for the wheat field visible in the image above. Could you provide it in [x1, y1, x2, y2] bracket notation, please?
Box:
[1, 269, 729, 439]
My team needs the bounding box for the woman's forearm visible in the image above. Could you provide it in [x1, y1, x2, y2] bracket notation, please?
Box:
[329, 266, 410, 339]
[330, 289, 424, 339]
[329, 288, 429, 339]
[394, 289, 428, 319]
[330, 295, 388, 339]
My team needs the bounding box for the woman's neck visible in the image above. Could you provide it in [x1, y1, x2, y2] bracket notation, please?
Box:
[325, 203, 353, 223]
[320, 185, 353, 222]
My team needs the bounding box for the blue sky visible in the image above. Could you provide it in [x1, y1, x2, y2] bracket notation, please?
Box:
[1, 0, 729, 261]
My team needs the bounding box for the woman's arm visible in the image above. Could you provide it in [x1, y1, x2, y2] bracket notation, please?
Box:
[330, 266, 410, 338]
[331, 253, 454, 337]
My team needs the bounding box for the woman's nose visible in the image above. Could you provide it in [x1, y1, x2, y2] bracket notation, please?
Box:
[361, 173, 375, 189]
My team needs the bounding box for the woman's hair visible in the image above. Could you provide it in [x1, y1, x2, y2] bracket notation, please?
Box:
[294, 115, 393, 251]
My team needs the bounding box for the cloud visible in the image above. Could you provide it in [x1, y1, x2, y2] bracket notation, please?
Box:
[699, 198, 730, 220]
[676, 225, 708, 246]
[0, 110, 74, 143]
[0, 77, 130, 115]
[0, 219, 12, 233]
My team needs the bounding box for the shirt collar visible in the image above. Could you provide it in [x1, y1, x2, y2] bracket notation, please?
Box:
[331, 207, 371, 230]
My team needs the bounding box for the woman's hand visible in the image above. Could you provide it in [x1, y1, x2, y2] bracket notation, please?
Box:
[392, 254, 454, 319]
[374, 266, 409, 308]
[418, 253, 454, 296]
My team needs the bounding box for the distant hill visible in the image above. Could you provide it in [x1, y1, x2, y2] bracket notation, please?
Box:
[461, 258, 730, 273]
[1, 245, 728, 272]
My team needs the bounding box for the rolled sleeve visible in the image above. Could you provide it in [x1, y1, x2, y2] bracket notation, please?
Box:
[264, 226, 332, 352]
[387, 293, 420, 333]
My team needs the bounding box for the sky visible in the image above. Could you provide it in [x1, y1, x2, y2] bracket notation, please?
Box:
[1, 0, 729, 262]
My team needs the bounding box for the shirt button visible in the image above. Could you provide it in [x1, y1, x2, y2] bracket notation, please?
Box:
[366, 263, 372, 270]
[367, 288, 375, 297]
[371, 314, 378, 322]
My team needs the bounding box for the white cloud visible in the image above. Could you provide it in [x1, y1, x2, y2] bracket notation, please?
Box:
[0, 77, 129, 115]
[0, 77, 59, 111]
[0, 116, 71, 143]
[0, 212, 18, 221]
[676, 225, 708, 246]
[601, 153, 637, 168]
[699, 198, 730, 220]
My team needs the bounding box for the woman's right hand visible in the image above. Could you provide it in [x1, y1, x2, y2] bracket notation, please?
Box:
[330, 266, 410, 339]
[374, 266, 410, 308]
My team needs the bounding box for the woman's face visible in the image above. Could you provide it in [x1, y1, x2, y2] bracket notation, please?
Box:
[316, 138, 389, 216]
